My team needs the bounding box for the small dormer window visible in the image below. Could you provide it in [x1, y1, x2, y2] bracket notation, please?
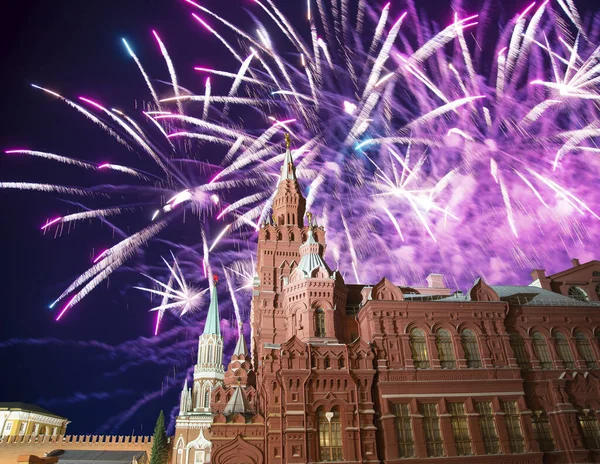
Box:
[568, 286, 589, 302]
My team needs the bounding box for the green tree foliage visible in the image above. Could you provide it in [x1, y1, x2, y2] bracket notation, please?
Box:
[149, 410, 168, 464]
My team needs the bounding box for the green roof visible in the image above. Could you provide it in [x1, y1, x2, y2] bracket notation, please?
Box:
[0, 402, 67, 420]
[202, 284, 221, 336]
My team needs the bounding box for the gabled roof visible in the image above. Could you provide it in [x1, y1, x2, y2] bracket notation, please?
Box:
[547, 260, 600, 280]
[203, 284, 221, 336]
[0, 403, 66, 420]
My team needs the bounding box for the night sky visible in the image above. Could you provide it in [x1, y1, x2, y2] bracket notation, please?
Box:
[1, 0, 597, 436]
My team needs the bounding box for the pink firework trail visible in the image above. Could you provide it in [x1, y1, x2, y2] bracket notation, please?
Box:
[1, 0, 599, 326]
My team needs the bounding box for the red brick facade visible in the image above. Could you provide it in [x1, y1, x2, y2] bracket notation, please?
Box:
[202, 150, 600, 464]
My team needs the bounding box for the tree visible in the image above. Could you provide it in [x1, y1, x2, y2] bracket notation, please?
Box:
[149, 410, 168, 464]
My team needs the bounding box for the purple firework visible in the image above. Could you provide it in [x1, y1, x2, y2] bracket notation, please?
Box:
[2, 0, 600, 329]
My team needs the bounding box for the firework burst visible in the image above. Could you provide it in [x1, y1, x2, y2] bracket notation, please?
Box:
[3, 0, 600, 327]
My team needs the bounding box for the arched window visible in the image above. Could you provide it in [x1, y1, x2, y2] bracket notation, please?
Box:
[318, 408, 342, 461]
[532, 332, 553, 370]
[461, 329, 482, 368]
[324, 357, 330, 369]
[204, 388, 210, 408]
[207, 344, 213, 364]
[264, 230, 271, 240]
[532, 410, 555, 452]
[410, 328, 429, 369]
[578, 409, 600, 450]
[509, 332, 530, 369]
[596, 284, 600, 300]
[290, 232, 295, 241]
[575, 331, 597, 369]
[569, 286, 589, 302]
[554, 331, 575, 369]
[436, 329, 456, 369]
[316, 308, 326, 337]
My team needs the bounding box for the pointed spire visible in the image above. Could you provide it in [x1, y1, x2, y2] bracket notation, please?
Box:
[203, 278, 221, 336]
[223, 386, 251, 416]
[233, 322, 248, 357]
[280, 134, 297, 182]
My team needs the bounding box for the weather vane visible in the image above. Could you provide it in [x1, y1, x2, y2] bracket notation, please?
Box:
[285, 133, 291, 150]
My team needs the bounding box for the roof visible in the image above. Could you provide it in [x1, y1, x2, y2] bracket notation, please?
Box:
[223, 387, 251, 416]
[490, 285, 600, 307]
[0, 403, 67, 420]
[233, 327, 248, 357]
[547, 260, 600, 280]
[279, 146, 297, 181]
[202, 283, 221, 336]
[50, 450, 146, 464]
[295, 229, 330, 279]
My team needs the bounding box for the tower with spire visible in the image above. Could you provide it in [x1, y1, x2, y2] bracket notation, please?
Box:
[172, 278, 224, 464]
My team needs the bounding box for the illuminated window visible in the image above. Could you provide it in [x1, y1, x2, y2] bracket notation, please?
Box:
[410, 328, 430, 369]
[318, 408, 343, 461]
[569, 286, 589, 302]
[502, 401, 525, 453]
[532, 410, 555, 452]
[436, 329, 456, 369]
[449, 402, 472, 456]
[578, 410, 600, 450]
[316, 308, 326, 338]
[575, 331, 597, 369]
[3, 421, 13, 435]
[475, 401, 500, 454]
[554, 331, 575, 369]
[18, 422, 26, 435]
[532, 332, 553, 369]
[509, 332, 530, 369]
[394, 404, 415, 458]
[461, 329, 481, 368]
[420, 403, 444, 457]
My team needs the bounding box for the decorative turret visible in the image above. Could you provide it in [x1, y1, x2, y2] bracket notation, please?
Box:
[295, 227, 331, 279]
[224, 322, 255, 387]
[272, 134, 306, 227]
[179, 378, 192, 414]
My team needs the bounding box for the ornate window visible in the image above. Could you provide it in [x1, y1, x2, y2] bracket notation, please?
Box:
[449, 402, 472, 456]
[207, 344, 213, 364]
[569, 286, 589, 302]
[461, 329, 482, 368]
[394, 404, 415, 458]
[532, 332, 553, 369]
[204, 388, 210, 408]
[502, 401, 525, 453]
[315, 308, 326, 338]
[436, 329, 456, 369]
[509, 332, 530, 369]
[410, 328, 430, 369]
[532, 410, 555, 452]
[317, 408, 343, 461]
[578, 410, 600, 450]
[554, 331, 575, 369]
[575, 331, 597, 369]
[420, 403, 444, 457]
[475, 401, 500, 454]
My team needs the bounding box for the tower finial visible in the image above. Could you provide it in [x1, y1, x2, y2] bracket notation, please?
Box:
[306, 211, 313, 227]
[285, 133, 291, 150]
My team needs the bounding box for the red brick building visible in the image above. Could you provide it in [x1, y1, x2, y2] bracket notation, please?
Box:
[173, 143, 600, 464]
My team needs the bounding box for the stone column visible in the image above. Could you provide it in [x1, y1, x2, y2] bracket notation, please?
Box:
[492, 398, 511, 455]
[466, 397, 485, 456]
[427, 334, 441, 369]
[453, 334, 468, 369]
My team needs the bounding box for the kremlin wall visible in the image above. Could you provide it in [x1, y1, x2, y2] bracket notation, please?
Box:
[3, 141, 600, 464]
